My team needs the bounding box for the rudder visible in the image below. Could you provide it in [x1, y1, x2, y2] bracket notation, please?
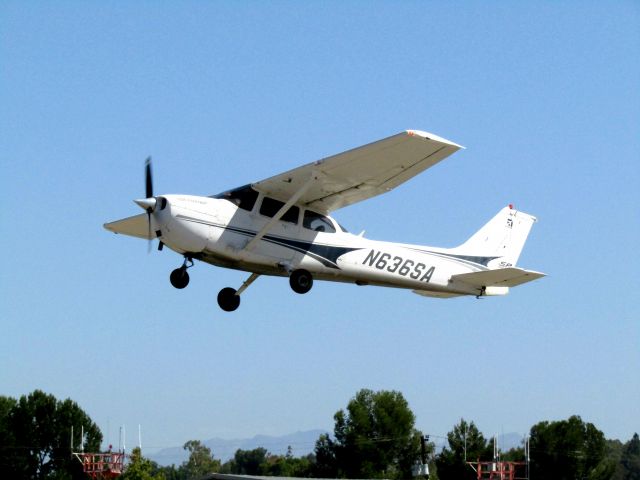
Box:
[455, 206, 537, 269]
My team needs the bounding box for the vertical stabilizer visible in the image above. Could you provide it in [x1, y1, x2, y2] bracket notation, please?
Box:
[455, 206, 537, 269]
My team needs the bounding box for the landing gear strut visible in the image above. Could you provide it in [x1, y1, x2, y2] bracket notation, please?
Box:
[217, 273, 260, 312]
[169, 257, 193, 289]
[289, 269, 313, 294]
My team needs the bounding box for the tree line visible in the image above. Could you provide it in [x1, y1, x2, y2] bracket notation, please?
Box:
[1, 389, 638, 479]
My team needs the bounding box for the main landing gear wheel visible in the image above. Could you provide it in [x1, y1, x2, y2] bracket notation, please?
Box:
[170, 266, 190, 289]
[217, 287, 240, 312]
[289, 269, 313, 294]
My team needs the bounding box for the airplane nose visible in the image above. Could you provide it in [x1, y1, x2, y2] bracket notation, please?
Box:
[134, 198, 157, 211]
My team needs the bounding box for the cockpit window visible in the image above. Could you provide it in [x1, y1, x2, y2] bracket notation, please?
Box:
[303, 210, 336, 233]
[259, 197, 300, 224]
[214, 185, 259, 211]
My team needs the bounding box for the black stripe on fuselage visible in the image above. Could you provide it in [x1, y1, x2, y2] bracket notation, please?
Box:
[404, 247, 498, 270]
[176, 215, 362, 269]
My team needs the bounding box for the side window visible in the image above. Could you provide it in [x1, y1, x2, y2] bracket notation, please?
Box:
[303, 210, 336, 233]
[259, 197, 300, 224]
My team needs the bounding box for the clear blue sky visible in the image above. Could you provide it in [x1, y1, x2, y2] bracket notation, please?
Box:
[1, 1, 638, 455]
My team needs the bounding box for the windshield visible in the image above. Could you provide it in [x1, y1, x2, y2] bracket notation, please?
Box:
[213, 185, 259, 211]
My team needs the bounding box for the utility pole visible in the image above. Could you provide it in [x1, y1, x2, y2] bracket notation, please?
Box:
[412, 434, 430, 478]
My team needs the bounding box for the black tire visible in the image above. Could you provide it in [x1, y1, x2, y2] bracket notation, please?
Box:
[169, 267, 189, 289]
[289, 269, 313, 294]
[217, 287, 240, 312]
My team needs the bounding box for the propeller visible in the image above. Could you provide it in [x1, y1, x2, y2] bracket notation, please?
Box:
[145, 156, 153, 199]
[134, 157, 157, 252]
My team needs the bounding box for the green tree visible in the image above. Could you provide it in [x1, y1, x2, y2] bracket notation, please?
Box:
[223, 447, 268, 475]
[150, 463, 182, 480]
[179, 440, 220, 478]
[261, 449, 314, 477]
[0, 390, 102, 479]
[313, 433, 338, 477]
[0, 395, 18, 469]
[0, 395, 17, 420]
[609, 439, 626, 480]
[502, 446, 525, 462]
[619, 433, 640, 480]
[435, 418, 491, 480]
[122, 447, 166, 480]
[316, 388, 423, 479]
[529, 415, 611, 480]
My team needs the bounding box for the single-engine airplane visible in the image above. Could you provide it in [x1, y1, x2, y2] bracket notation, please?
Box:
[105, 130, 545, 312]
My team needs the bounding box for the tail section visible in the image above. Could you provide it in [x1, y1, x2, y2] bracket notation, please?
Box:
[455, 205, 537, 269]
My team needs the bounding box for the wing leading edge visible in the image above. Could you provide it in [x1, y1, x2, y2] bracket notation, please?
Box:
[253, 130, 463, 213]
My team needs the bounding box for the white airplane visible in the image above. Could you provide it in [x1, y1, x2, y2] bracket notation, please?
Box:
[105, 130, 545, 312]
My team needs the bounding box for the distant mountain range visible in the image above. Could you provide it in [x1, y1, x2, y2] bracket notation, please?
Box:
[149, 429, 526, 467]
[149, 429, 328, 466]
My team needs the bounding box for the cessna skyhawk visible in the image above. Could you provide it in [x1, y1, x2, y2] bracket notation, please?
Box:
[105, 130, 544, 311]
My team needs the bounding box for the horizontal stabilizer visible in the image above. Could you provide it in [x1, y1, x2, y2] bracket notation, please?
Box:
[451, 268, 545, 288]
[104, 214, 153, 240]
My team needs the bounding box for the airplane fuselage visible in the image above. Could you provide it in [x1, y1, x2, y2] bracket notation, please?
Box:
[151, 194, 499, 298]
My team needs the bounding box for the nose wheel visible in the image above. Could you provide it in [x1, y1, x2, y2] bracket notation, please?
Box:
[169, 258, 193, 289]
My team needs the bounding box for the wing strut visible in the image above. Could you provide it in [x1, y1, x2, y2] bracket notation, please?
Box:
[243, 172, 317, 252]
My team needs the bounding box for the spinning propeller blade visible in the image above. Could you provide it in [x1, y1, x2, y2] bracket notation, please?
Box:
[133, 157, 157, 252]
[145, 157, 152, 251]
[145, 157, 153, 199]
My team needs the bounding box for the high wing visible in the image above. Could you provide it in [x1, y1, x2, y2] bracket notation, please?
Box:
[252, 130, 463, 213]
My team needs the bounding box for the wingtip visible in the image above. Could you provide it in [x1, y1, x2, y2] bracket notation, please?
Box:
[406, 129, 465, 149]
[103, 222, 116, 233]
